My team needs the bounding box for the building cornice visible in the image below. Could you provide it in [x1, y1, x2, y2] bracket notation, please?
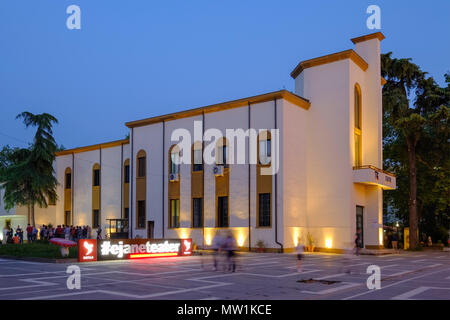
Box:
[290, 49, 368, 79]
[351, 32, 385, 44]
[55, 139, 129, 156]
[125, 90, 310, 128]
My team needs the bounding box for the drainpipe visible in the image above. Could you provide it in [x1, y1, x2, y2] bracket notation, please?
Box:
[71, 152, 74, 226]
[274, 98, 283, 253]
[130, 128, 134, 239]
[202, 111, 205, 248]
[120, 143, 123, 219]
[248, 102, 251, 252]
[162, 121, 165, 238]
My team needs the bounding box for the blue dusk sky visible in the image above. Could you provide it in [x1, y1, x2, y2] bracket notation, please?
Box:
[0, 0, 449, 150]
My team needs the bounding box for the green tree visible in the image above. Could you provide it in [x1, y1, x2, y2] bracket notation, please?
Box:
[0, 112, 59, 226]
[382, 53, 450, 248]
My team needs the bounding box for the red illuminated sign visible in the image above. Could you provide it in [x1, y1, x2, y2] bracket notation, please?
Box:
[181, 239, 193, 256]
[78, 239, 97, 262]
[77, 238, 192, 262]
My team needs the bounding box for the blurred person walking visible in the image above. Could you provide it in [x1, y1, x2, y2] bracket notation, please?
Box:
[224, 231, 237, 272]
[211, 231, 223, 271]
[296, 238, 305, 272]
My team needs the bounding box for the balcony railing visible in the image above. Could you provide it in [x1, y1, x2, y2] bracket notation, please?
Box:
[353, 165, 396, 190]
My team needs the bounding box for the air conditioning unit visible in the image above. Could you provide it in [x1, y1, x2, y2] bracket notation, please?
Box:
[169, 173, 179, 182]
[213, 165, 224, 176]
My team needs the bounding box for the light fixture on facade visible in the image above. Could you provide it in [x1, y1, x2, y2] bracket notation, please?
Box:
[205, 234, 212, 246]
[237, 233, 245, 247]
[325, 238, 332, 249]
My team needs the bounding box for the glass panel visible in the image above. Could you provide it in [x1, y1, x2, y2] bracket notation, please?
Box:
[170, 152, 179, 174]
[65, 173, 71, 189]
[355, 89, 361, 130]
[93, 210, 100, 228]
[259, 194, 271, 227]
[259, 139, 271, 165]
[124, 165, 130, 183]
[355, 134, 362, 167]
[193, 149, 203, 171]
[93, 169, 100, 186]
[137, 201, 145, 228]
[356, 206, 364, 248]
[193, 198, 202, 228]
[138, 157, 146, 177]
[218, 196, 228, 227]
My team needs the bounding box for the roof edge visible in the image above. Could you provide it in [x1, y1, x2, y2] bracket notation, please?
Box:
[290, 49, 368, 79]
[55, 139, 129, 156]
[351, 32, 385, 44]
[125, 90, 310, 128]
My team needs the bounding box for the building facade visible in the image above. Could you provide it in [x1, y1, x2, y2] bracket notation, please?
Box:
[1, 32, 396, 251]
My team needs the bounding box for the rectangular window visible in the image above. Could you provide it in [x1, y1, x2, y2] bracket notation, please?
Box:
[65, 173, 71, 189]
[124, 207, 129, 220]
[217, 196, 228, 228]
[93, 209, 100, 228]
[193, 148, 203, 171]
[137, 200, 145, 228]
[170, 199, 180, 228]
[124, 165, 130, 183]
[258, 193, 271, 227]
[138, 157, 146, 177]
[64, 211, 71, 226]
[192, 198, 203, 228]
[93, 169, 100, 186]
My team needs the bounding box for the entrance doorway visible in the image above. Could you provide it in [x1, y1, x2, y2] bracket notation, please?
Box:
[147, 221, 154, 239]
[356, 206, 364, 248]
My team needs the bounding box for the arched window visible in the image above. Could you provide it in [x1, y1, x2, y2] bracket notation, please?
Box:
[258, 131, 271, 165]
[137, 150, 146, 178]
[65, 167, 72, 189]
[64, 167, 72, 224]
[123, 158, 130, 220]
[136, 150, 146, 229]
[169, 145, 180, 175]
[354, 84, 362, 167]
[92, 163, 101, 228]
[92, 163, 100, 187]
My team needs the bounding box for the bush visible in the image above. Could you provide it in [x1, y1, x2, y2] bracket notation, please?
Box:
[0, 243, 77, 259]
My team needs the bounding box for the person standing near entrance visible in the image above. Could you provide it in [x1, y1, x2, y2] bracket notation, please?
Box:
[296, 237, 305, 273]
[26, 224, 33, 243]
[16, 226, 24, 244]
[96, 227, 102, 240]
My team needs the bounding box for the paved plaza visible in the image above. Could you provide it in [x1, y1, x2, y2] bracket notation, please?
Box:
[0, 251, 449, 300]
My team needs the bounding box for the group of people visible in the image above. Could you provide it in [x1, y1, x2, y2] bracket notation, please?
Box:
[1, 224, 103, 245]
[209, 231, 238, 272]
[3, 225, 28, 244]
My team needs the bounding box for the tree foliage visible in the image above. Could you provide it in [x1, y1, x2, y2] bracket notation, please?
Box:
[0, 112, 59, 226]
[382, 52, 450, 246]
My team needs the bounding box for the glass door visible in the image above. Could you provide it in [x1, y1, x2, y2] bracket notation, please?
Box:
[356, 206, 364, 248]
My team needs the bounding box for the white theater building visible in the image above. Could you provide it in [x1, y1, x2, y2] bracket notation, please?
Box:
[1, 32, 396, 252]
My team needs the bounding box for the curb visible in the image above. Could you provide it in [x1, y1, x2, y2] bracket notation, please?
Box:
[0, 255, 77, 264]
